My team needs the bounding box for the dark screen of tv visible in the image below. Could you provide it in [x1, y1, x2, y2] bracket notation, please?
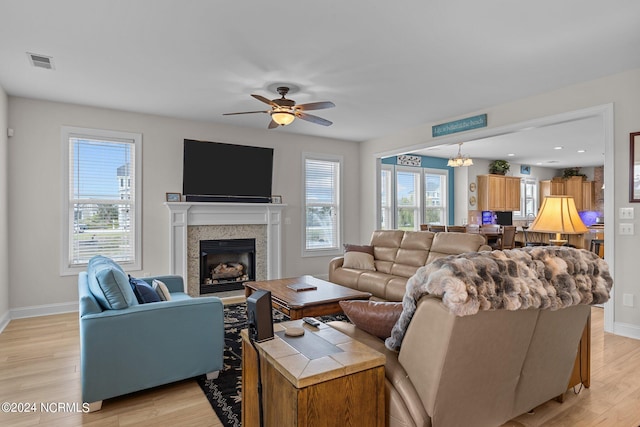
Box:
[183, 139, 273, 203]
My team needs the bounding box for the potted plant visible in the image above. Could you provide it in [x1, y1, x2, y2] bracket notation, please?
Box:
[562, 167, 587, 179]
[489, 160, 510, 175]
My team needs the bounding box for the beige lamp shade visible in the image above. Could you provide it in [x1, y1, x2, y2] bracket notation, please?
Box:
[529, 196, 588, 244]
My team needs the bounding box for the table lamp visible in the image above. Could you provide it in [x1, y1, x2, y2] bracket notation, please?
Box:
[529, 196, 588, 245]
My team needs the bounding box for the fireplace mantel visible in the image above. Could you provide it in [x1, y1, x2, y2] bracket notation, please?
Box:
[165, 202, 285, 292]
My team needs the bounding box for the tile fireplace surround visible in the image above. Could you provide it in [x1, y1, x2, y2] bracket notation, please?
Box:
[165, 202, 285, 296]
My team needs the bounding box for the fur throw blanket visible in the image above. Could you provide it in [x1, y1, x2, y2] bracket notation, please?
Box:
[385, 246, 612, 351]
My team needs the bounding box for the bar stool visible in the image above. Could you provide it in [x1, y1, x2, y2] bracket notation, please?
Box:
[590, 239, 604, 258]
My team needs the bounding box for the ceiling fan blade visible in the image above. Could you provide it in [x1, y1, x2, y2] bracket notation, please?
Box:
[268, 119, 279, 129]
[252, 94, 278, 107]
[296, 112, 333, 126]
[295, 101, 335, 111]
[222, 110, 269, 116]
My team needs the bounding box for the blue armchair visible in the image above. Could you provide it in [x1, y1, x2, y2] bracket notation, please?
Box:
[78, 256, 225, 411]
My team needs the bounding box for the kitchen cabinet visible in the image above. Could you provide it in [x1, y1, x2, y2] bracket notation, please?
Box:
[539, 178, 565, 200]
[477, 174, 521, 211]
[582, 181, 595, 211]
[539, 177, 594, 211]
[565, 176, 584, 211]
[505, 176, 521, 211]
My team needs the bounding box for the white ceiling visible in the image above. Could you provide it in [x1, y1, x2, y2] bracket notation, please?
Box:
[1, 1, 639, 166]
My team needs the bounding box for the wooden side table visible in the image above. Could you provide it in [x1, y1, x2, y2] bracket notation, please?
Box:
[568, 313, 591, 389]
[242, 320, 385, 427]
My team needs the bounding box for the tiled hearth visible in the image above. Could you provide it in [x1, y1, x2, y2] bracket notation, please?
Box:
[165, 202, 285, 296]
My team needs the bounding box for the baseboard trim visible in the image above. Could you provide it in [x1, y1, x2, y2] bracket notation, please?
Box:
[613, 321, 640, 341]
[10, 301, 78, 320]
[0, 310, 10, 334]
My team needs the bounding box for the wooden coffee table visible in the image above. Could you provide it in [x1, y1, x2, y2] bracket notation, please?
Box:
[244, 275, 371, 319]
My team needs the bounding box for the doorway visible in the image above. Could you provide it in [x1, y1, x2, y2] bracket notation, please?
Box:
[375, 104, 614, 332]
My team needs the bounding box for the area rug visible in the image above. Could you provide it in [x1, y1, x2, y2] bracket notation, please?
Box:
[197, 303, 348, 427]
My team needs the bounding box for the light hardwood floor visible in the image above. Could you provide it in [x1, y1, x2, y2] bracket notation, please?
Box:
[1, 307, 639, 426]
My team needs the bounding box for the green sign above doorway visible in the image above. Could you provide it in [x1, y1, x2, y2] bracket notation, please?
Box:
[432, 114, 487, 137]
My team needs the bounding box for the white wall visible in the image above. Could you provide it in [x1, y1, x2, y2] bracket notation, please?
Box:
[6, 97, 360, 312]
[360, 68, 640, 335]
[0, 85, 8, 329]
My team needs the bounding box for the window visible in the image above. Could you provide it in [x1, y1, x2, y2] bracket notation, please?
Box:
[380, 165, 393, 229]
[303, 154, 341, 255]
[379, 162, 450, 229]
[62, 126, 141, 274]
[515, 177, 538, 220]
[396, 168, 421, 230]
[424, 170, 448, 225]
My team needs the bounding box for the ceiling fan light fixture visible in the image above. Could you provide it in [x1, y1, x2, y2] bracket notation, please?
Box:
[448, 143, 473, 167]
[224, 86, 334, 129]
[271, 108, 295, 126]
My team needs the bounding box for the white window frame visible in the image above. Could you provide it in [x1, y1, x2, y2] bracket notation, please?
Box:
[379, 163, 451, 229]
[380, 164, 394, 230]
[514, 177, 538, 220]
[395, 166, 422, 231]
[423, 168, 449, 225]
[302, 152, 343, 257]
[61, 126, 142, 275]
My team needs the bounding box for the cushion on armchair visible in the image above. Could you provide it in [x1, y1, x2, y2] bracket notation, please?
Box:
[339, 300, 403, 339]
[343, 244, 376, 271]
[87, 255, 138, 310]
[129, 276, 162, 303]
[152, 279, 172, 301]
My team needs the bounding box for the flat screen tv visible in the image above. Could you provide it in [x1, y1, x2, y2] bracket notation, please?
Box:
[183, 139, 274, 203]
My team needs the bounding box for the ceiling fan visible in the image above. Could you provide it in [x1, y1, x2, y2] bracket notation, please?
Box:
[223, 86, 335, 129]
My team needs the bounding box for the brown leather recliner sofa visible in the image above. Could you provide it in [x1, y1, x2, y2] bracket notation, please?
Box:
[330, 299, 590, 427]
[329, 230, 491, 301]
[329, 247, 613, 427]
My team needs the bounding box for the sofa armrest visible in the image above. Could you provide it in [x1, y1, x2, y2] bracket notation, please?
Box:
[329, 256, 345, 275]
[479, 244, 492, 252]
[78, 272, 103, 316]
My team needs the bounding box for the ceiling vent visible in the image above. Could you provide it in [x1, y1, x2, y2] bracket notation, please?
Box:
[27, 52, 54, 70]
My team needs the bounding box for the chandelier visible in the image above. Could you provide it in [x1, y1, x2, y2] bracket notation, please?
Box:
[447, 143, 473, 167]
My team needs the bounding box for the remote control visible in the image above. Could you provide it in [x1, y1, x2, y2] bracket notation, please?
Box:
[302, 317, 321, 327]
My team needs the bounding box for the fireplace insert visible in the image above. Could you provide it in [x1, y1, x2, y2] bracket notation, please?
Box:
[199, 238, 256, 294]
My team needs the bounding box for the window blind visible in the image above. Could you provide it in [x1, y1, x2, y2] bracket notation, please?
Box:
[305, 158, 340, 251]
[68, 136, 136, 265]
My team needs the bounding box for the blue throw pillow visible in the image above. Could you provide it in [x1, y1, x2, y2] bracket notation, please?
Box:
[128, 275, 162, 304]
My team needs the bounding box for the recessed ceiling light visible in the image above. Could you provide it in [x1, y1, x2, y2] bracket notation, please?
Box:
[577, 149, 586, 153]
[536, 162, 543, 165]
[507, 153, 515, 157]
[554, 146, 563, 150]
